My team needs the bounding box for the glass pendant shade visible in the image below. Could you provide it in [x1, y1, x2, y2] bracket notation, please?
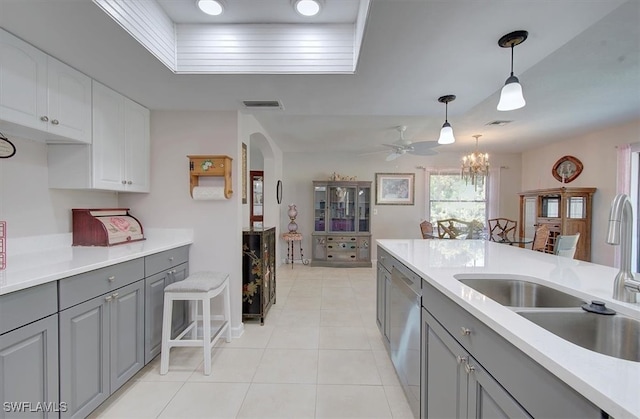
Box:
[295, 0, 321, 16]
[438, 122, 455, 145]
[497, 75, 525, 111]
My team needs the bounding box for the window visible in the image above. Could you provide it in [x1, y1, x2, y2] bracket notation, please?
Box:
[428, 172, 487, 224]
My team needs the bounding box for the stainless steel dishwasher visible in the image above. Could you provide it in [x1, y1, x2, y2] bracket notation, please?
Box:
[389, 265, 422, 419]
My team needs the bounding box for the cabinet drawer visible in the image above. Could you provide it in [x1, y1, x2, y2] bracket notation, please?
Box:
[326, 242, 357, 251]
[145, 246, 189, 277]
[327, 236, 357, 242]
[0, 282, 57, 335]
[59, 258, 144, 310]
[327, 252, 357, 261]
[377, 248, 394, 273]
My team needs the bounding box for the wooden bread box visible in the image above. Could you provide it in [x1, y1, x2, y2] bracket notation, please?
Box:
[72, 208, 145, 246]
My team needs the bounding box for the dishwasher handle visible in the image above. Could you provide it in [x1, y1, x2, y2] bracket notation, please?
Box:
[391, 267, 422, 303]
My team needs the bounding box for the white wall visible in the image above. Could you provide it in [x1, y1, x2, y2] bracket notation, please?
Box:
[119, 110, 245, 332]
[521, 118, 640, 266]
[0, 135, 117, 238]
[282, 150, 522, 261]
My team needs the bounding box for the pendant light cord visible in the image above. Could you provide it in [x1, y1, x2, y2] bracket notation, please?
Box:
[444, 101, 449, 123]
[510, 45, 515, 77]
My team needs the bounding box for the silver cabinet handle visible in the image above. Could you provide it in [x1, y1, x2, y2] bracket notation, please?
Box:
[105, 295, 112, 302]
[460, 327, 472, 336]
[40, 116, 49, 122]
[465, 363, 475, 374]
[121, 180, 127, 184]
[51, 119, 59, 125]
[108, 276, 115, 282]
[112, 292, 119, 299]
[456, 355, 467, 364]
[127, 181, 132, 185]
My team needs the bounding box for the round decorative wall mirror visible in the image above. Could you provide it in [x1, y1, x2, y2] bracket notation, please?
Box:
[552, 155, 583, 183]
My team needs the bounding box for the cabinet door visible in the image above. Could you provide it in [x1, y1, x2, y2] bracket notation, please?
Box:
[123, 98, 150, 192]
[110, 280, 144, 392]
[0, 29, 48, 131]
[467, 358, 531, 419]
[376, 264, 385, 331]
[328, 185, 357, 232]
[47, 56, 92, 144]
[423, 308, 467, 419]
[0, 315, 59, 419]
[169, 263, 189, 338]
[59, 295, 110, 419]
[357, 185, 370, 232]
[144, 271, 168, 364]
[92, 80, 125, 191]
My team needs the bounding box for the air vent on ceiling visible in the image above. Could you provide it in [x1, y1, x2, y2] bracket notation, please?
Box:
[485, 120, 513, 126]
[242, 100, 283, 109]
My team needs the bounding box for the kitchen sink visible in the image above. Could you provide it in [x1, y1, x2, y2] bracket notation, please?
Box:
[457, 277, 586, 308]
[518, 310, 640, 362]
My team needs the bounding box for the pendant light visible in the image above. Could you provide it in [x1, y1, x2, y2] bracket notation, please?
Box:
[497, 30, 528, 111]
[197, 0, 224, 16]
[437, 95, 456, 145]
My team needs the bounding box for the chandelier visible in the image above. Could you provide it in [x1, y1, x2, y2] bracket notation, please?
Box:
[461, 135, 489, 189]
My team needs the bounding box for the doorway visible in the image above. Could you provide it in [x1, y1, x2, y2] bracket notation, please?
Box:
[250, 171, 264, 228]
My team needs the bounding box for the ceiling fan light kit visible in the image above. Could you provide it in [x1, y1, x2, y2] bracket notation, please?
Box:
[497, 30, 528, 111]
[437, 95, 456, 145]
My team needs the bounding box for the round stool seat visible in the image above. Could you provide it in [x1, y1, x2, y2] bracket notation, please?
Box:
[165, 271, 229, 293]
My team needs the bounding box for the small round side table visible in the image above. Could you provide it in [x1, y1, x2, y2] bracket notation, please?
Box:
[281, 232, 309, 268]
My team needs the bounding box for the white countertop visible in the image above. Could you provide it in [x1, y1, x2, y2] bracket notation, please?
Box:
[377, 239, 640, 419]
[0, 228, 194, 296]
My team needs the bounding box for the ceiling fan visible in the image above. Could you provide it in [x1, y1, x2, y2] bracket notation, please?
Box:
[382, 126, 439, 161]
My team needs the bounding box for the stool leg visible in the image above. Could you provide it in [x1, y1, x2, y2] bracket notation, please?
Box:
[160, 295, 173, 375]
[202, 297, 212, 375]
[223, 282, 232, 342]
[190, 299, 198, 340]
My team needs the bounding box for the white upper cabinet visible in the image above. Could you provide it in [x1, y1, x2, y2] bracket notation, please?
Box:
[0, 28, 91, 144]
[91, 80, 149, 192]
[48, 81, 150, 192]
[46, 57, 92, 143]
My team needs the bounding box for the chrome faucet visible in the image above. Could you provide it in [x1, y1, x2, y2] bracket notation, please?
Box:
[606, 194, 640, 302]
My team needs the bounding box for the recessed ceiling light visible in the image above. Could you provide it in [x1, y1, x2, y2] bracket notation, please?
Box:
[197, 0, 224, 16]
[294, 0, 321, 17]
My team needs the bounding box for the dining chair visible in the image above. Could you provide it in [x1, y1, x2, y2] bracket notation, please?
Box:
[554, 233, 581, 258]
[437, 218, 472, 239]
[531, 224, 551, 253]
[420, 220, 436, 239]
[487, 218, 517, 242]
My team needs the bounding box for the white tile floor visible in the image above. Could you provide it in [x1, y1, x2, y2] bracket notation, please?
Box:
[89, 265, 413, 419]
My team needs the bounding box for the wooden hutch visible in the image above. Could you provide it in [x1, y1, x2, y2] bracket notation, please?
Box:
[518, 187, 596, 261]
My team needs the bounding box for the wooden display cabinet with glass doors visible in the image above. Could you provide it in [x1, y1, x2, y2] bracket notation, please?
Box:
[312, 180, 372, 267]
[518, 187, 596, 261]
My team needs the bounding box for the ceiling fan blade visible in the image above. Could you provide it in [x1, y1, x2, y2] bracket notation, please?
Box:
[409, 149, 438, 156]
[382, 143, 404, 149]
[409, 141, 439, 153]
[386, 152, 402, 161]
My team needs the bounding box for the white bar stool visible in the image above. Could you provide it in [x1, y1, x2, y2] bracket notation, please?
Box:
[160, 271, 232, 375]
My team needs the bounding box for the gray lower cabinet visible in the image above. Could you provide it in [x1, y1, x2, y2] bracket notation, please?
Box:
[0, 315, 59, 419]
[375, 261, 391, 347]
[421, 280, 605, 418]
[144, 262, 189, 363]
[422, 307, 531, 418]
[59, 280, 144, 419]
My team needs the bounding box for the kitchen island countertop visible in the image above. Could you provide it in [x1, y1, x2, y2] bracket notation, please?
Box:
[0, 228, 194, 296]
[378, 238, 640, 419]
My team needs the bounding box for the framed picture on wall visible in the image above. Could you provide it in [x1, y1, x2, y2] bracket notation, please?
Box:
[375, 173, 415, 205]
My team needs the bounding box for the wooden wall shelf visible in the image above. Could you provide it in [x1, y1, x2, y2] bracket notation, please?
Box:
[187, 155, 233, 199]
